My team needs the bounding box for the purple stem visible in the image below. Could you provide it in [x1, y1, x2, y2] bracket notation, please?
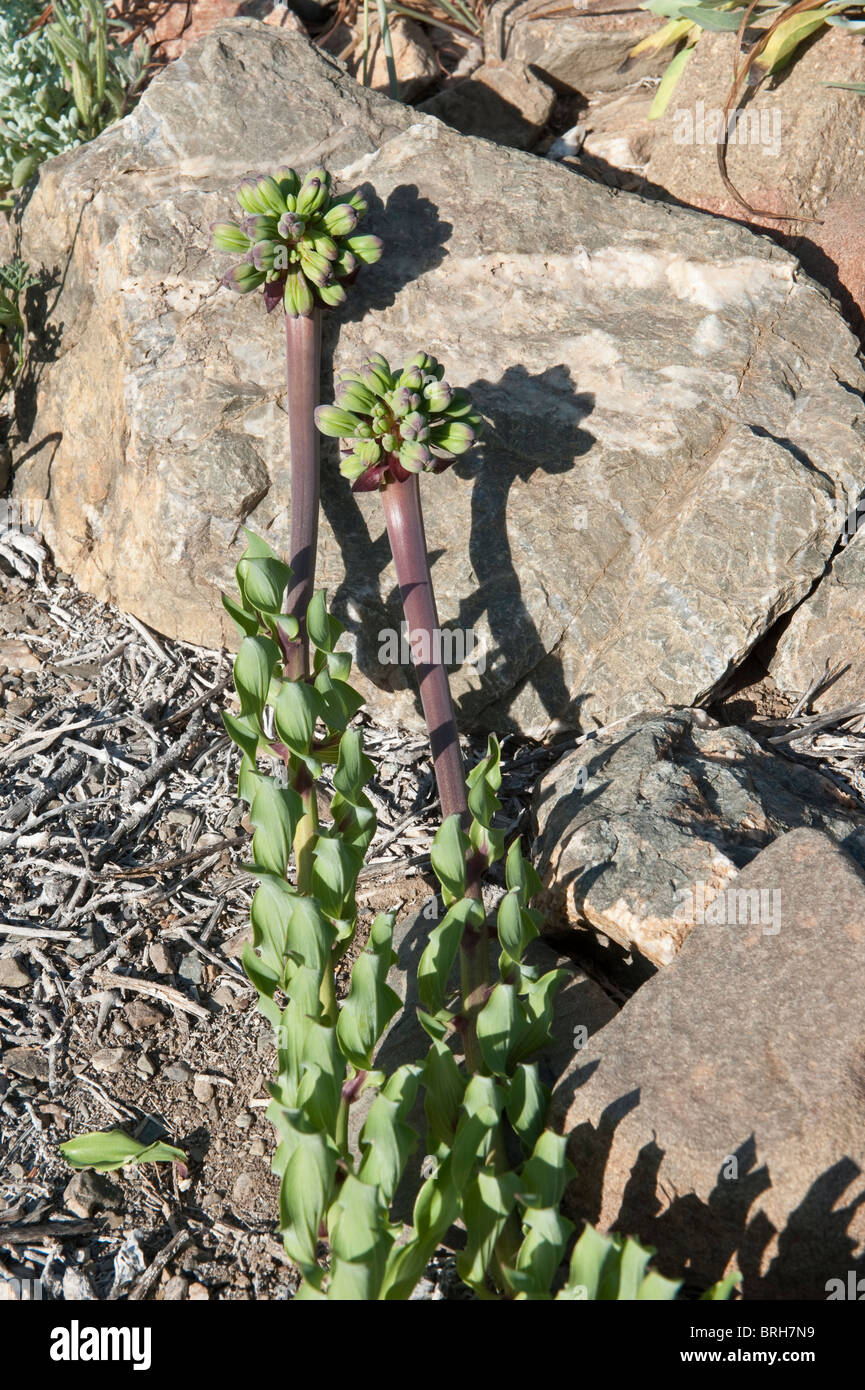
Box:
[381, 474, 487, 1070]
[380, 472, 468, 823]
[283, 310, 322, 681]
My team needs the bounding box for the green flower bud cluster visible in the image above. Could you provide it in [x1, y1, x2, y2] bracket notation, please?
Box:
[314, 351, 483, 491]
[213, 166, 382, 318]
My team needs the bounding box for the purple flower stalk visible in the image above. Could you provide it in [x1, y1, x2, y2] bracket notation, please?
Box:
[315, 352, 483, 824]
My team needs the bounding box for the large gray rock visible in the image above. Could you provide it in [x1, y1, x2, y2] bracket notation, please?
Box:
[769, 527, 865, 714]
[534, 709, 865, 966]
[484, 0, 664, 94]
[552, 828, 865, 1299]
[11, 20, 865, 737]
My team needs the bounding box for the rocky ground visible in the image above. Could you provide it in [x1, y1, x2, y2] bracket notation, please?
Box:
[0, 537, 570, 1300]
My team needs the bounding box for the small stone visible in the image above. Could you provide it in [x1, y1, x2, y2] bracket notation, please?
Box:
[164, 1061, 193, 1083]
[91, 1047, 129, 1074]
[211, 986, 238, 1009]
[232, 1172, 257, 1207]
[166, 807, 195, 826]
[136, 1052, 157, 1077]
[178, 953, 203, 985]
[249, 1137, 266, 1157]
[0, 956, 31, 989]
[65, 924, 103, 962]
[187, 1281, 209, 1301]
[63, 1170, 123, 1219]
[62, 1267, 96, 1300]
[233, 1112, 253, 1130]
[0, 638, 41, 672]
[41, 873, 74, 907]
[162, 1275, 189, 1301]
[149, 942, 174, 975]
[4, 696, 35, 717]
[124, 999, 165, 1029]
[4, 1047, 48, 1081]
[193, 1078, 214, 1104]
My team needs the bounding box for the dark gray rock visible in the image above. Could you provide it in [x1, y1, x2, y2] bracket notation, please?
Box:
[552, 828, 865, 1299]
[534, 708, 865, 966]
[63, 1169, 123, 1218]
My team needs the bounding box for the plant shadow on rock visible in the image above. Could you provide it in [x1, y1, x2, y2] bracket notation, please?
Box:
[330, 182, 453, 326]
[314, 183, 454, 670]
[450, 363, 596, 732]
[319, 293, 598, 734]
[557, 1078, 865, 1299]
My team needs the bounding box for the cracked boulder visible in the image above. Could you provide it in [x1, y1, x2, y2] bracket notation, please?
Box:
[533, 709, 865, 966]
[11, 19, 865, 736]
[769, 526, 865, 714]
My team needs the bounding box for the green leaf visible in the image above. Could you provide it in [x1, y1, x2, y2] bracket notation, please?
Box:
[430, 814, 469, 901]
[242, 941, 281, 1003]
[279, 1130, 337, 1270]
[507, 1205, 574, 1298]
[638, 1269, 683, 1300]
[560, 1223, 611, 1300]
[237, 530, 291, 613]
[702, 1270, 741, 1300]
[476, 982, 519, 1077]
[286, 896, 336, 977]
[649, 40, 697, 119]
[497, 889, 539, 964]
[222, 710, 261, 765]
[234, 635, 279, 718]
[222, 591, 260, 637]
[311, 834, 362, 919]
[457, 1170, 521, 1292]
[250, 872, 296, 978]
[315, 668, 364, 733]
[466, 734, 502, 825]
[679, 6, 745, 29]
[423, 1041, 466, 1151]
[306, 589, 344, 653]
[505, 837, 542, 900]
[250, 777, 303, 877]
[505, 1064, 549, 1155]
[418, 897, 484, 1014]
[59, 1130, 186, 1173]
[274, 680, 320, 753]
[508, 968, 571, 1068]
[332, 728, 375, 801]
[336, 913, 401, 1068]
[326, 1176, 393, 1300]
[517, 1131, 573, 1211]
[358, 1066, 421, 1204]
